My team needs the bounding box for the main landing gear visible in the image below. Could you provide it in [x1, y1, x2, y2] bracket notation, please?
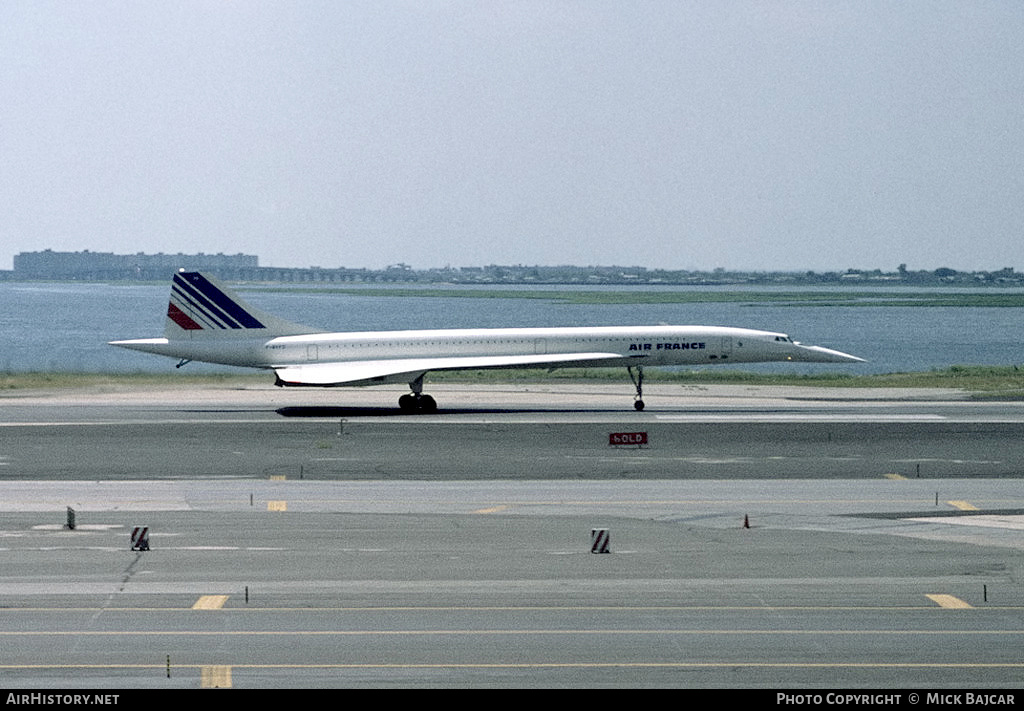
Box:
[398, 374, 438, 413]
[395, 369, 647, 412]
[628, 365, 645, 411]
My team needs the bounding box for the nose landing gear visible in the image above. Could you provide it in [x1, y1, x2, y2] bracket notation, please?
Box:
[629, 366, 645, 411]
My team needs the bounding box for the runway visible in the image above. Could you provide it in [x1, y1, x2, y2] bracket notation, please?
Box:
[1, 382, 1024, 689]
[3, 382, 1024, 480]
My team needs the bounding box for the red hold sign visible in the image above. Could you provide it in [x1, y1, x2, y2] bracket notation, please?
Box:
[609, 432, 648, 446]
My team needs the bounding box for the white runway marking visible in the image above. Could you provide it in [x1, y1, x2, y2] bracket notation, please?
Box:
[655, 414, 948, 422]
[905, 515, 1024, 531]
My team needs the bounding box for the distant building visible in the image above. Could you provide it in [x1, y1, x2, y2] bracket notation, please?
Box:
[12, 250, 258, 280]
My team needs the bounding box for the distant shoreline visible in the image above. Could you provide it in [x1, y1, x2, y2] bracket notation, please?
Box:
[3, 251, 1022, 288]
[10, 279, 1024, 308]
[243, 286, 1024, 308]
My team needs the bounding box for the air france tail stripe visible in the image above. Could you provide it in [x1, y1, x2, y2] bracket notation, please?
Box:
[171, 290, 228, 330]
[172, 275, 244, 329]
[172, 282, 238, 329]
[181, 273, 265, 329]
[167, 302, 204, 330]
[171, 273, 265, 330]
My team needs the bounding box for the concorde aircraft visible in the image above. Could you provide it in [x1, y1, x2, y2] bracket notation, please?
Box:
[110, 270, 864, 412]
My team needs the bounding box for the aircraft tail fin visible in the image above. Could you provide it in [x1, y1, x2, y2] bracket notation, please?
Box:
[164, 271, 314, 339]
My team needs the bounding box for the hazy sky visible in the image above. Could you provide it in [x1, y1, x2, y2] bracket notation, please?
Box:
[2, 2, 1022, 272]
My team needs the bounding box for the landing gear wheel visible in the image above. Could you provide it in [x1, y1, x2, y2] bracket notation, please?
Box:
[398, 393, 438, 413]
[634, 400, 645, 411]
[399, 394, 416, 412]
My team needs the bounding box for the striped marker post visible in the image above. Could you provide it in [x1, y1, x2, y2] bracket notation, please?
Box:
[130, 526, 150, 551]
[590, 528, 610, 554]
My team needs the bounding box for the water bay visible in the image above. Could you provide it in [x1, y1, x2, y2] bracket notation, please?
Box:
[1, 281, 1021, 376]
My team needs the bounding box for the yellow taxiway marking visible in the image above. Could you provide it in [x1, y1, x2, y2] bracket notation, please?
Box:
[191, 595, 229, 610]
[884, 473, 906, 480]
[474, 505, 509, 514]
[200, 665, 232, 688]
[948, 500, 979, 511]
[269, 475, 286, 481]
[267, 501, 287, 511]
[926, 594, 973, 609]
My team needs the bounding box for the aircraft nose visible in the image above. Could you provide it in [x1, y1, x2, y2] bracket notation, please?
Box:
[795, 345, 866, 363]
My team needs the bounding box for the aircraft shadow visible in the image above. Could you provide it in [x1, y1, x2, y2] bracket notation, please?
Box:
[274, 405, 609, 418]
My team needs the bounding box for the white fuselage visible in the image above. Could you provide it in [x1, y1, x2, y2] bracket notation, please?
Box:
[120, 324, 858, 372]
[269, 326, 768, 367]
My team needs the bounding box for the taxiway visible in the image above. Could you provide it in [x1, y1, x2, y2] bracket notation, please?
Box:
[1, 383, 1023, 689]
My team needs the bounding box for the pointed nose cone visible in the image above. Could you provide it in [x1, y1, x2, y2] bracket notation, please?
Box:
[793, 344, 866, 363]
